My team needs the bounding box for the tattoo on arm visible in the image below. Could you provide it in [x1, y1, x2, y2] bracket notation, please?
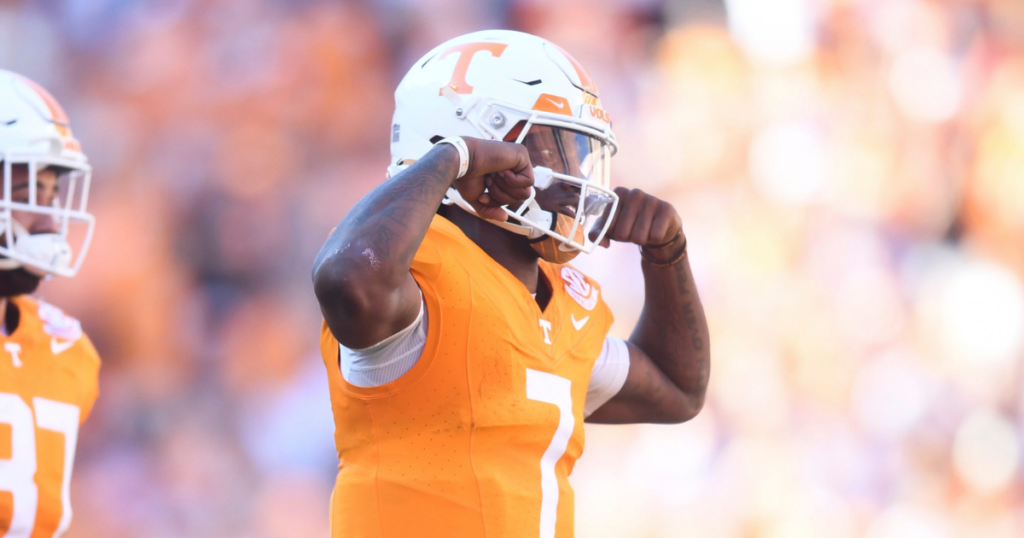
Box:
[620, 253, 710, 423]
[683, 301, 704, 351]
[676, 262, 689, 294]
[330, 147, 457, 272]
[313, 145, 459, 347]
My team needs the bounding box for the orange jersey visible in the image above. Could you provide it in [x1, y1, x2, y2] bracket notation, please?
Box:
[320, 215, 613, 537]
[0, 296, 100, 538]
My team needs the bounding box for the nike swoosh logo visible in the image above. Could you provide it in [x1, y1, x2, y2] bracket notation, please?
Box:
[571, 314, 589, 331]
[51, 338, 76, 355]
[546, 98, 565, 109]
[513, 78, 542, 86]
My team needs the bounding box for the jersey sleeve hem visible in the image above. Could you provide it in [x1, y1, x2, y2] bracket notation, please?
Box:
[333, 271, 441, 400]
[583, 336, 630, 418]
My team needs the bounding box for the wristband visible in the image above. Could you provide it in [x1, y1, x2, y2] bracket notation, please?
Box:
[437, 136, 470, 179]
[639, 237, 688, 267]
[644, 229, 683, 250]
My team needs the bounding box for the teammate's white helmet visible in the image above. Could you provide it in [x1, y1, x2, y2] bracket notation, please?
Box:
[0, 70, 94, 277]
[390, 30, 618, 260]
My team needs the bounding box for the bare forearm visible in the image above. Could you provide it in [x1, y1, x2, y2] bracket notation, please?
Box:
[312, 145, 458, 348]
[629, 249, 710, 413]
[314, 145, 458, 291]
[312, 138, 534, 348]
[583, 189, 708, 424]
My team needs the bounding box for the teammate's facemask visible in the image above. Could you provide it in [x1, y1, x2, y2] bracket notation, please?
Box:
[509, 124, 616, 264]
[0, 162, 91, 279]
[0, 164, 67, 297]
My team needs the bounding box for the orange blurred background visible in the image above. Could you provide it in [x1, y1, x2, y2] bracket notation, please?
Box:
[4, 0, 1024, 536]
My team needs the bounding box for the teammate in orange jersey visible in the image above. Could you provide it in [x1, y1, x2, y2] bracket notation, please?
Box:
[0, 70, 100, 537]
[313, 30, 709, 537]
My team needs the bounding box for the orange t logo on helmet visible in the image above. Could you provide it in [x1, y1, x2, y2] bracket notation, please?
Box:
[438, 42, 508, 95]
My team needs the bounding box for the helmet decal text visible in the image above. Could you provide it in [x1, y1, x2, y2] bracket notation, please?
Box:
[587, 105, 611, 124]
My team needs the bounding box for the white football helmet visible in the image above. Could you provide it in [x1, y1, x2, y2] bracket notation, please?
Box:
[0, 70, 94, 277]
[390, 30, 618, 261]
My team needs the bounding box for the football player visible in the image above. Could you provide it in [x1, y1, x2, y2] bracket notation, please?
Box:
[0, 70, 100, 537]
[313, 30, 709, 537]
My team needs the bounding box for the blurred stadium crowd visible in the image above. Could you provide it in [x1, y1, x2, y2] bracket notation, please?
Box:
[3, 0, 1024, 536]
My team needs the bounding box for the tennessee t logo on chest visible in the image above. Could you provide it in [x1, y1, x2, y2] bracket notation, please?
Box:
[5, 341, 22, 367]
[538, 319, 553, 345]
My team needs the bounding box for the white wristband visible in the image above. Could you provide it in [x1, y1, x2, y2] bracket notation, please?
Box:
[437, 136, 470, 179]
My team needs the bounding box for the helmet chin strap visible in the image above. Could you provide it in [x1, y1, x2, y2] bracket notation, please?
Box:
[0, 219, 72, 276]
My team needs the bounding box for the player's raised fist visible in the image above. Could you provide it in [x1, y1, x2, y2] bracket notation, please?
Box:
[599, 187, 684, 253]
[450, 137, 535, 222]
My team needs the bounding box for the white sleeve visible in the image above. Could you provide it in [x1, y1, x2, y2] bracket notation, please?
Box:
[584, 336, 631, 418]
[339, 295, 427, 388]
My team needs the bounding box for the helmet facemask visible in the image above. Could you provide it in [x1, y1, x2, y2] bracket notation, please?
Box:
[0, 154, 95, 278]
[443, 113, 619, 263]
[390, 30, 621, 261]
[514, 121, 617, 263]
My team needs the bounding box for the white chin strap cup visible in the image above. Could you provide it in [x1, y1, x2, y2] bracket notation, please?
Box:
[532, 166, 555, 189]
[16, 233, 73, 276]
[0, 219, 74, 276]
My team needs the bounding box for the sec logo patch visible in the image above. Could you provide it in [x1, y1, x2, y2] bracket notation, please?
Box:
[38, 300, 83, 341]
[560, 267, 599, 311]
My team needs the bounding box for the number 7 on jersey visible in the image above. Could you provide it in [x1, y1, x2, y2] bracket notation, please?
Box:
[526, 369, 574, 538]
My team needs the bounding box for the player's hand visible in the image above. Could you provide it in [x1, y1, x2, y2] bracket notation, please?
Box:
[451, 138, 535, 222]
[597, 187, 684, 255]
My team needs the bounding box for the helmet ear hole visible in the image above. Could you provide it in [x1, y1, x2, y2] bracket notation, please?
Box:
[429, 135, 445, 144]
